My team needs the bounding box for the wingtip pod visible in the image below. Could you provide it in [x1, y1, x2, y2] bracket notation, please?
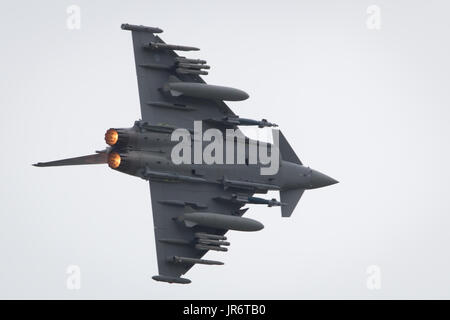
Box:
[152, 275, 191, 284]
[121, 23, 163, 33]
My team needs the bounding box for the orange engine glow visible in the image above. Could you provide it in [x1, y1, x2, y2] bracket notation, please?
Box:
[105, 129, 119, 146]
[108, 152, 121, 169]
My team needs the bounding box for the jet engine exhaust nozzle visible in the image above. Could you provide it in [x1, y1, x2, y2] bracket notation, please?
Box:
[105, 129, 119, 146]
[108, 152, 121, 169]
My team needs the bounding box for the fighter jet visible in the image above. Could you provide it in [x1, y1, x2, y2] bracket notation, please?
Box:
[33, 23, 338, 284]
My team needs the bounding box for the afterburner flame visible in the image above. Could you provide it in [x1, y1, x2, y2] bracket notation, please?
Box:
[108, 152, 121, 169]
[105, 129, 119, 146]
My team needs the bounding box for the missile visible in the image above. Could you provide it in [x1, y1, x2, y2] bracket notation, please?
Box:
[143, 169, 207, 183]
[206, 117, 277, 128]
[177, 63, 210, 70]
[205, 117, 240, 126]
[134, 121, 183, 134]
[179, 211, 264, 232]
[214, 194, 249, 204]
[195, 244, 228, 252]
[239, 118, 278, 128]
[221, 178, 279, 192]
[169, 256, 224, 265]
[175, 68, 208, 76]
[215, 194, 284, 207]
[165, 82, 249, 101]
[138, 63, 171, 70]
[158, 200, 208, 209]
[197, 239, 231, 246]
[175, 57, 207, 64]
[248, 196, 284, 207]
[148, 42, 199, 51]
[195, 233, 227, 240]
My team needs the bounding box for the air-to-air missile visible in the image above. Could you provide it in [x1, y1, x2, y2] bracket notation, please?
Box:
[215, 194, 284, 207]
[197, 239, 231, 246]
[221, 177, 280, 192]
[205, 116, 277, 128]
[157, 200, 208, 210]
[142, 168, 208, 183]
[175, 57, 207, 64]
[176, 63, 210, 70]
[168, 256, 224, 266]
[175, 68, 209, 76]
[148, 41, 200, 51]
[195, 232, 227, 240]
[248, 196, 284, 207]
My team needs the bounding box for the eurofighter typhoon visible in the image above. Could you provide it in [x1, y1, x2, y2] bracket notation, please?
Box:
[34, 23, 338, 284]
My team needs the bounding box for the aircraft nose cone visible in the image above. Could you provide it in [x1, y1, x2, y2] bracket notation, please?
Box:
[308, 169, 338, 189]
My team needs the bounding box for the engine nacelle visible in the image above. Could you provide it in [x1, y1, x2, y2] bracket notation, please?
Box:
[105, 125, 174, 150]
[107, 150, 173, 179]
[107, 151, 142, 173]
[105, 128, 134, 147]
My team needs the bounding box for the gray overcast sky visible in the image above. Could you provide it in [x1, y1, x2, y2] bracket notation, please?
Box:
[1, 0, 450, 299]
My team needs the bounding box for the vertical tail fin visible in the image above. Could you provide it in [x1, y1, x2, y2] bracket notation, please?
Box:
[280, 188, 305, 217]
